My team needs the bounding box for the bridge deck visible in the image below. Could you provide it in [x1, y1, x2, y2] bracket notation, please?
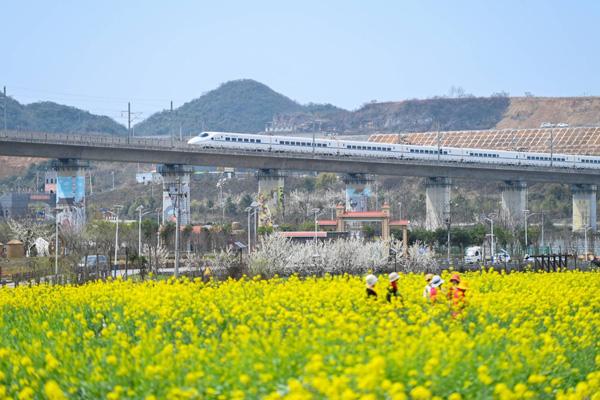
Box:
[0, 130, 599, 185]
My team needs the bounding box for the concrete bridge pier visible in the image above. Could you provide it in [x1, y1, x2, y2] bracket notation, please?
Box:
[157, 164, 192, 226]
[572, 184, 597, 232]
[256, 169, 285, 227]
[342, 173, 372, 212]
[500, 180, 527, 227]
[52, 158, 89, 231]
[425, 177, 451, 230]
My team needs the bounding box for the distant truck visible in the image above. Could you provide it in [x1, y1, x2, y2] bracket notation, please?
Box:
[464, 246, 482, 264]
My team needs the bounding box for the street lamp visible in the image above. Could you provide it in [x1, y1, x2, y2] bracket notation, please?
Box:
[107, 205, 123, 277]
[582, 222, 593, 262]
[523, 209, 542, 254]
[54, 207, 60, 279]
[311, 208, 321, 247]
[155, 207, 162, 248]
[523, 209, 530, 252]
[484, 214, 496, 263]
[245, 201, 259, 252]
[136, 205, 152, 257]
[216, 177, 227, 222]
[541, 122, 567, 167]
[444, 201, 454, 264]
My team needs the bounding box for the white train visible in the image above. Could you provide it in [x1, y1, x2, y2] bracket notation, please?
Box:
[188, 131, 600, 170]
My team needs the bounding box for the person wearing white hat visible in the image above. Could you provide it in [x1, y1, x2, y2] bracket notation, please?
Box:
[365, 274, 378, 299]
[428, 275, 444, 303]
[386, 272, 404, 305]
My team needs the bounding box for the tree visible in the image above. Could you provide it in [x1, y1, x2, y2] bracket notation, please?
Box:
[302, 177, 316, 193]
[315, 173, 338, 191]
[225, 197, 237, 215]
[6, 218, 52, 255]
[239, 193, 253, 210]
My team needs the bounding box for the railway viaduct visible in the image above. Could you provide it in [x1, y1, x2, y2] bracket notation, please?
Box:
[0, 130, 598, 232]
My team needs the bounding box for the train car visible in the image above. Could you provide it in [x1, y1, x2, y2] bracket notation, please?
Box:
[188, 131, 600, 170]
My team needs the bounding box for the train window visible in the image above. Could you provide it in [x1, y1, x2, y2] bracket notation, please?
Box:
[244, 139, 249, 142]
[225, 137, 230, 141]
[257, 139, 261, 143]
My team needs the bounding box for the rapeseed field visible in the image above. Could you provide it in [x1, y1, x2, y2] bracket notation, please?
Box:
[0, 271, 598, 399]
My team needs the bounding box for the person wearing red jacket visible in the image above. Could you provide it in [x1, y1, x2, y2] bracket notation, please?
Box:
[427, 275, 444, 302]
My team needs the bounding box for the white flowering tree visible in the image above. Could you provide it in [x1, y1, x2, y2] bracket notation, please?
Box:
[398, 242, 438, 273]
[7, 218, 53, 256]
[248, 235, 390, 277]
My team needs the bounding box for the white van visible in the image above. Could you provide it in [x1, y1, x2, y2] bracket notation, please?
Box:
[464, 246, 482, 264]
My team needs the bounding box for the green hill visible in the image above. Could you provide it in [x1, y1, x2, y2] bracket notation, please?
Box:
[0, 94, 127, 135]
[134, 79, 305, 135]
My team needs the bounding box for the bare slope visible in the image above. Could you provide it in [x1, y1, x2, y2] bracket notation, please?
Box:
[496, 97, 600, 129]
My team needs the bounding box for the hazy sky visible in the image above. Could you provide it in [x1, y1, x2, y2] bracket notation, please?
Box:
[2, 0, 600, 125]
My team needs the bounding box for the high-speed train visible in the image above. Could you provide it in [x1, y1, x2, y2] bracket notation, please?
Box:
[188, 131, 600, 170]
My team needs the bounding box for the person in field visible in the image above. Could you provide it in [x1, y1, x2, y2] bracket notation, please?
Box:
[448, 274, 468, 317]
[365, 274, 378, 299]
[386, 272, 404, 305]
[427, 275, 444, 302]
[447, 273, 461, 299]
[422, 273, 434, 299]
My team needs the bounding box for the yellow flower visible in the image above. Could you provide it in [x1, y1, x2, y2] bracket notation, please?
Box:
[409, 386, 432, 400]
[44, 380, 66, 400]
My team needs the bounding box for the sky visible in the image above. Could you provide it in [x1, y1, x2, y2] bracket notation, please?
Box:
[2, 0, 600, 125]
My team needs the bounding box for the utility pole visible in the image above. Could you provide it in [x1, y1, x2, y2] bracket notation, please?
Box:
[170, 101, 174, 146]
[172, 178, 183, 278]
[54, 207, 59, 279]
[437, 124, 441, 162]
[128, 102, 131, 137]
[550, 127, 554, 167]
[112, 205, 123, 278]
[3, 86, 6, 132]
[137, 205, 144, 258]
[524, 209, 529, 252]
[541, 211, 545, 249]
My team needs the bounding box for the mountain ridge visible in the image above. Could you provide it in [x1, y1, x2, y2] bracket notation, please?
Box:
[3, 80, 600, 138]
[0, 95, 127, 135]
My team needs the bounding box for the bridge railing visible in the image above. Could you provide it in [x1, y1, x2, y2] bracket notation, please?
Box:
[0, 130, 183, 150]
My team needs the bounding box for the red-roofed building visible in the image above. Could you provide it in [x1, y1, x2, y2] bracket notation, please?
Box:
[312, 203, 410, 255]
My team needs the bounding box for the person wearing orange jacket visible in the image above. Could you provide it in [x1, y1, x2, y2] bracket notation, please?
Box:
[448, 273, 467, 317]
[447, 273, 462, 300]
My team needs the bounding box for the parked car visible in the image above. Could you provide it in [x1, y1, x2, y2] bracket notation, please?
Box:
[495, 249, 511, 263]
[78, 255, 109, 271]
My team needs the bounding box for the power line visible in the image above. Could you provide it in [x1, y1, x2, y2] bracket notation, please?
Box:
[7, 84, 188, 103]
